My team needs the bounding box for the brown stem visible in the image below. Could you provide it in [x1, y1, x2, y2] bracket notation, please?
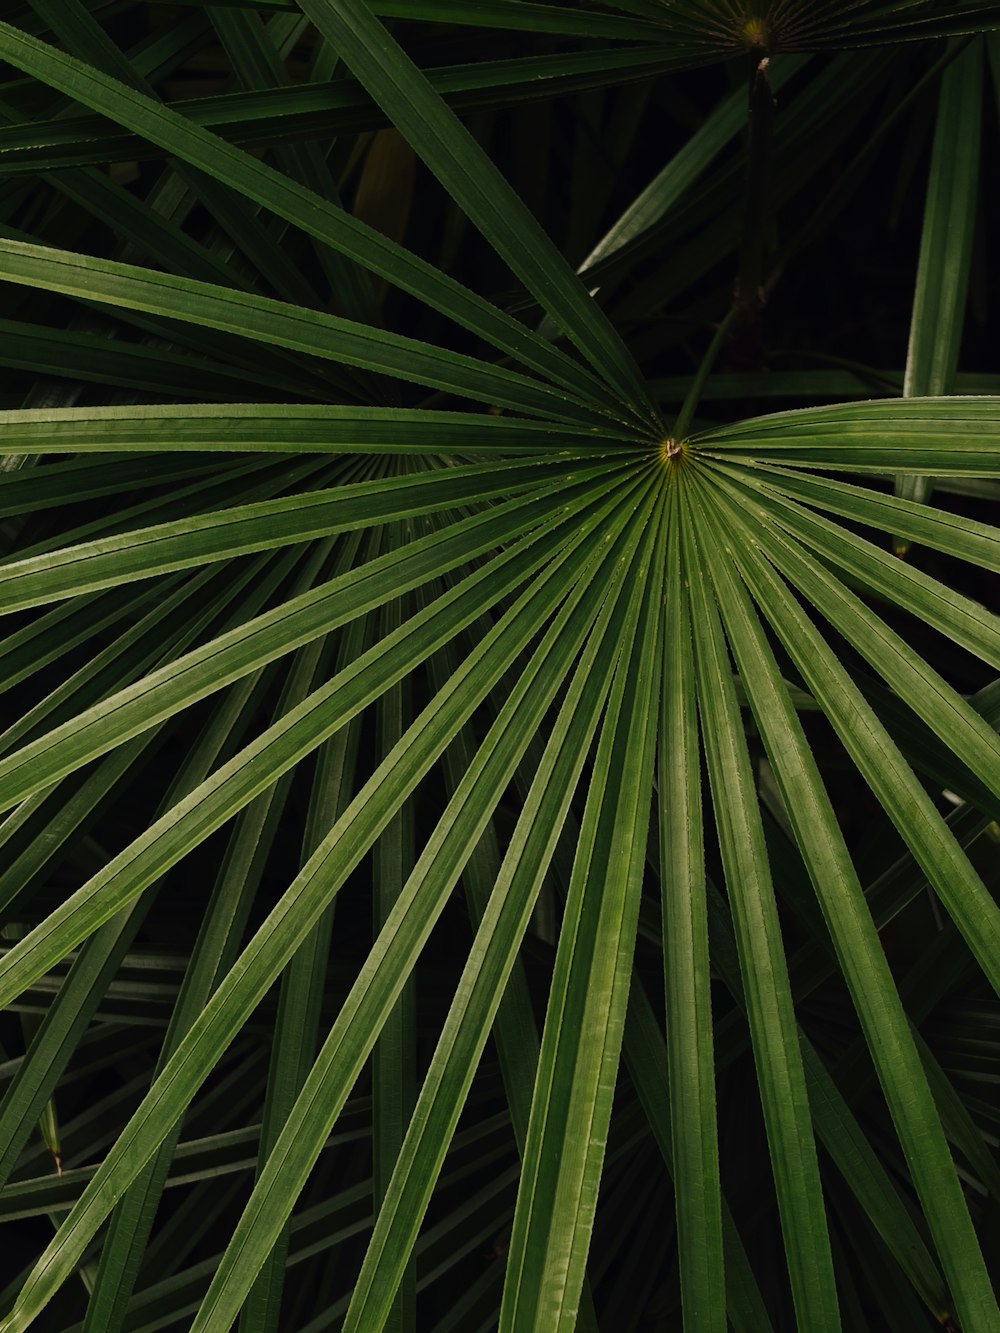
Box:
[736, 54, 775, 316]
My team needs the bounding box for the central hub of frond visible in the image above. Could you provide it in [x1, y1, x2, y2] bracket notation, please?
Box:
[741, 17, 770, 50]
[659, 437, 688, 468]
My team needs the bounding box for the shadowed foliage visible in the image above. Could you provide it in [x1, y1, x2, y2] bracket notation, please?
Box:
[0, 3, 998, 1330]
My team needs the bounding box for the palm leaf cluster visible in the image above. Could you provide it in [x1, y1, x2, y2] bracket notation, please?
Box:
[641, 1, 1000, 53]
[0, 2, 998, 1330]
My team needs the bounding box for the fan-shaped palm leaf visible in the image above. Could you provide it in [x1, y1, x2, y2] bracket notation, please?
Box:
[0, 3, 998, 1331]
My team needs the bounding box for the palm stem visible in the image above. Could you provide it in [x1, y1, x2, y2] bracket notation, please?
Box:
[671, 304, 742, 441]
[672, 53, 775, 441]
[736, 54, 775, 315]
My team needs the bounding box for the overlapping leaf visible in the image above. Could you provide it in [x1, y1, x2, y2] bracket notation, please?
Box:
[0, 5, 998, 1332]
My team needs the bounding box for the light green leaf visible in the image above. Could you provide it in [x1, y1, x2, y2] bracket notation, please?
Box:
[0, 403, 632, 456]
[0, 239, 600, 422]
[0, 476, 651, 1331]
[499, 496, 664, 1331]
[695, 398, 1000, 474]
[658, 490, 724, 1333]
[682, 496, 840, 1333]
[688, 477, 998, 1332]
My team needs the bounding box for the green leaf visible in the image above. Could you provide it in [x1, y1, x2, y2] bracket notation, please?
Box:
[0, 457, 609, 609]
[499, 496, 664, 1331]
[620, 981, 775, 1333]
[0, 239, 602, 422]
[343, 505, 648, 1330]
[895, 39, 983, 530]
[0, 17, 634, 420]
[162, 0, 663, 39]
[0, 403, 632, 456]
[367, 580, 418, 1333]
[0, 470, 633, 813]
[696, 397, 1000, 473]
[296, 0, 660, 429]
[0, 49, 689, 170]
[712, 461, 1000, 574]
[682, 493, 840, 1333]
[0, 476, 653, 1331]
[703, 462, 1000, 669]
[208, 479, 662, 1333]
[687, 476, 999, 1332]
[658, 490, 724, 1333]
[700, 478, 1000, 1004]
[3, 9, 1000, 1327]
[80, 553, 356, 1333]
[578, 55, 809, 273]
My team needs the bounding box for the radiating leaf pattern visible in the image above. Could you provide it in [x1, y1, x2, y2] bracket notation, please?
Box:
[0, 3, 997, 1331]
